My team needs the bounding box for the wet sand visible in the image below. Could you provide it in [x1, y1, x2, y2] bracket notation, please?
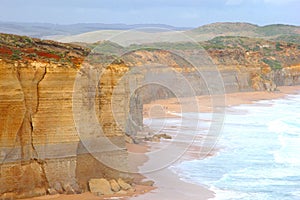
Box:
[129, 140, 216, 200]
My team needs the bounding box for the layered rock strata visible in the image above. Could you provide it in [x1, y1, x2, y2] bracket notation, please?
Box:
[1, 33, 300, 198]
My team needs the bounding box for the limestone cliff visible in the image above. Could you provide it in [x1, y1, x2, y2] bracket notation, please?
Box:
[0, 34, 133, 198]
[1, 33, 300, 198]
[120, 37, 300, 94]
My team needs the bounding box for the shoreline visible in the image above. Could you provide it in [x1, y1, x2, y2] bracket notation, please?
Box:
[23, 85, 300, 200]
[143, 85, 300, 118]
[132, 85, 300, 200]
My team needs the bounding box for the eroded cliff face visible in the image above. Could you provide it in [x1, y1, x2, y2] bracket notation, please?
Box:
[1, 33, 300, 198]
[219, 63, 300, 92]
[0, 34, 136, 198]
[116, 48, 300, 96]
[0, 60, 79, 198]
[205, 38, 300, 92]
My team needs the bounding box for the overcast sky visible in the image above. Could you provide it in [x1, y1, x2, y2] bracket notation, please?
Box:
[1, 0, 299, 27]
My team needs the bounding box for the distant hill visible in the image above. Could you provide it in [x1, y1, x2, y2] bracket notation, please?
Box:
[255, 24, 300, 36]
[49, 29, 191, 46]
[1, 22, 300, 45]
[188, 22, 300, 42]
[46, 22, 300, 45]
[0, 21, 191, 38]
[189, 22, 300, 35]
[190, 22, 258, 35]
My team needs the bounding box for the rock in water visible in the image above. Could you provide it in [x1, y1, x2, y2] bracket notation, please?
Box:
[117, 178, 132, 190]
[88, 179, 113, 195]
[155, 133, 172, 140]
[109, 179, 121, 192]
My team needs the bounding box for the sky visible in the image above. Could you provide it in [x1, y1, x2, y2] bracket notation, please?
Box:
[0, 0, 299, 27]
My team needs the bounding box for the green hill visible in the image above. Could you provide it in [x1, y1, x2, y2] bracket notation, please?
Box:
[189, 22, 300, 43]
[189, 22, 258, 34]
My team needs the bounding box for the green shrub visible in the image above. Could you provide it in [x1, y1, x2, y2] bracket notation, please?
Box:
[11, 49, 22, 60]
[275, 42, 283, 51]
[262, 58, 282, 70]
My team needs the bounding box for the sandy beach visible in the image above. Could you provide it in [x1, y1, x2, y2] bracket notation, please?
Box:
[144, 86, 300, 118]
[23, 85, 300, 200]
[130, 85, 300, 200]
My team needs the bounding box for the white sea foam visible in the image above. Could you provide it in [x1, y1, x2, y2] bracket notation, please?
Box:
[172, 92, 300, 200]
[208, 186, 249, 200]
[268, 115, 300, 166]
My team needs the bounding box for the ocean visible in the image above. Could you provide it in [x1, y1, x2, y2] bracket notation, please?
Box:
[165, 92, 300, 200]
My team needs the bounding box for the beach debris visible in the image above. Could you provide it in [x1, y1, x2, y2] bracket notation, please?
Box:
[88, 178, 114, 195]
[117, 178, 132, 190]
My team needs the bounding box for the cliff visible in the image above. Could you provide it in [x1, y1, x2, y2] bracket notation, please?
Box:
[204, 36, 300, 91]
[107, 36, 300, 94]
[1, 33, 300, 198]
[0, 34, 135, 198]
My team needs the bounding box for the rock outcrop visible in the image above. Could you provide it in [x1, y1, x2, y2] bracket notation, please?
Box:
[88, 178, 133, 196]
[117, 178, 132, 190]
[88, 178, 114, 195]
[109, 179, 121, 192]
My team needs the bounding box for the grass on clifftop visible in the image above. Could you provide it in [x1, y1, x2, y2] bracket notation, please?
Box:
[1, 32, 300, 71]
[0, 33, 89, 65]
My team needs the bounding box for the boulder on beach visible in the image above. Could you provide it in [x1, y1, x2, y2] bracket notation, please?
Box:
[117, 178, 132, 190]
[109, 179, 121, 192]
[88, 178, 113, 195]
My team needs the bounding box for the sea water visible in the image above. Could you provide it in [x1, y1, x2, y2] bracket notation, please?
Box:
[172, 92, 300, 200]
